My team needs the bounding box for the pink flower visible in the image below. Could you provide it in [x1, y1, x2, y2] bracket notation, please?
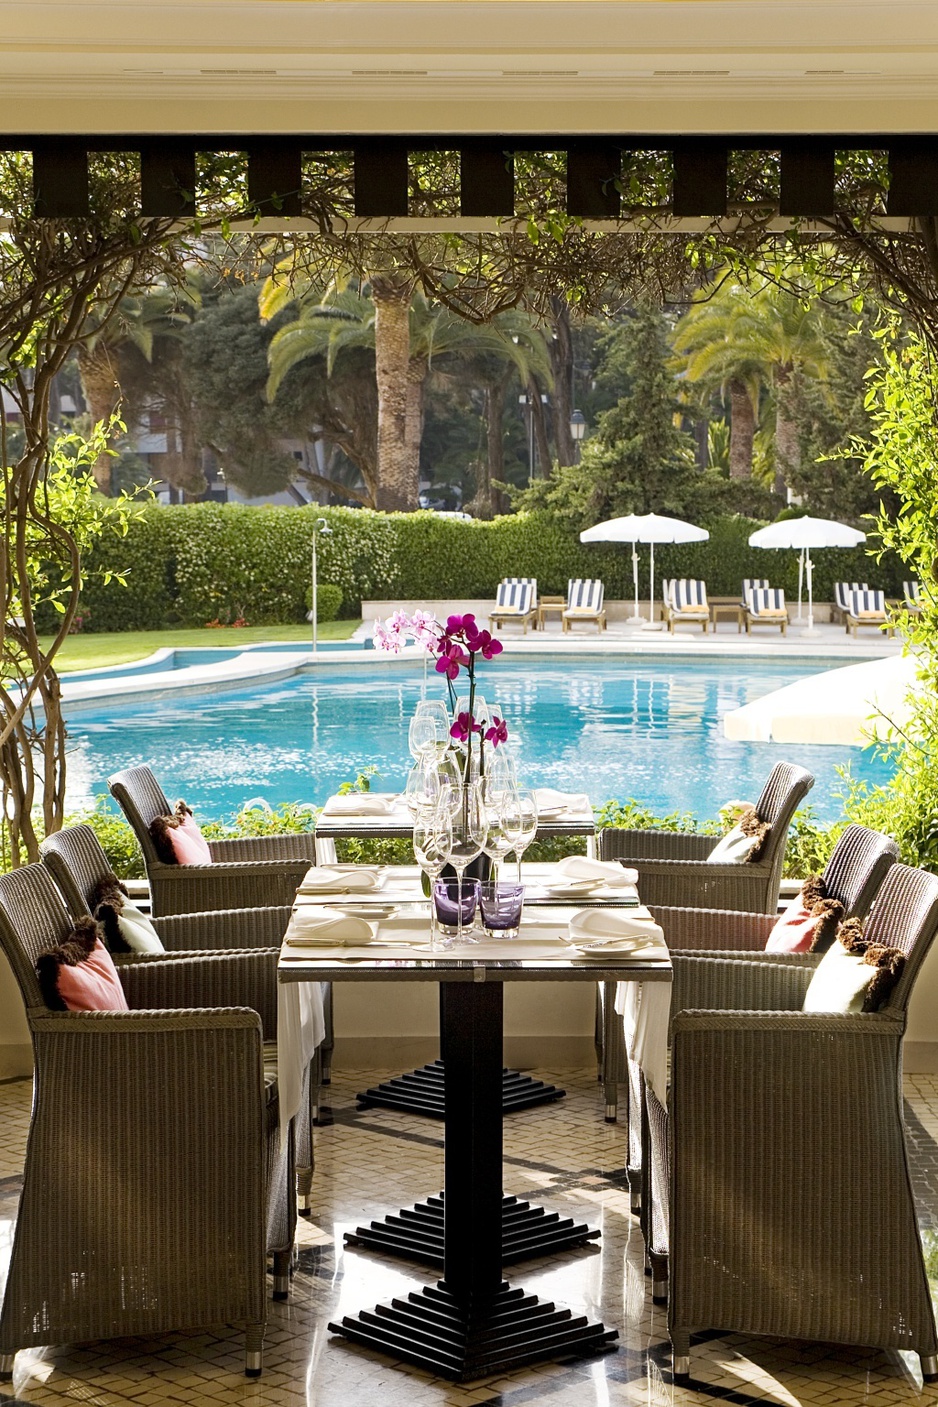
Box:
[410, 610, 441, 652]
[435, 644, 468, 680]
[445, 613, 475, 636]
[372, 619, 402, 654]
[485, 716, 509, 748]
[474, 628, 502, 660]
[450, 711, 482, 742]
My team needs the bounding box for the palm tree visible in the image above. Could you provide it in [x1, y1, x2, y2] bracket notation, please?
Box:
[672, 284, 764, 481]
[262, 276, 551, 510]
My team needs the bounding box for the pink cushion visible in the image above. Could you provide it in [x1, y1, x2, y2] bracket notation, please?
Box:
[56, 940, 129, 1012]
[765, 896, 823, 953]
[168, 813, 212, 865]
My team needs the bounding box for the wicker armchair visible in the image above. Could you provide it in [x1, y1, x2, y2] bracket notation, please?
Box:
[632, 823, 899, 1272]
[0, 863, 297, 1379]
[659, 862, 938, 1382]
[108, 765, 318, 917]
[40, 822, 329, 1208]
[599, 761, 815, 913]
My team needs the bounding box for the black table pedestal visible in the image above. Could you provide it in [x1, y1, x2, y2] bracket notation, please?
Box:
[356, 1061, 565, 1118]
[330, 982, 616, 1382]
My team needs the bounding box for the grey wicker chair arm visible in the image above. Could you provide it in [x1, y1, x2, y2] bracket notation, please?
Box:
[147, 858, 309, 916]
[671, 952, 820, 1016]
[155, 906, 292, 951]
[601, 830, 716, 862]
[115, 951, 279, 1035]
[652, 906, 777, 950]
[208, 835, 317, 864]
[622, 857, 775, 910]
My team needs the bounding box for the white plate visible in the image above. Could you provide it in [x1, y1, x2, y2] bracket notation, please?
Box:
[297, 871, 388, 896]
[540, 880, 600, 897]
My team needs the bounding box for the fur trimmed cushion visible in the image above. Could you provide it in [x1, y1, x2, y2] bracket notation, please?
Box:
[706, 807, 772, 865]
[36, 916, 129, 1012]
[90, 874, 164, 955]
[765, 875, 845, 954]
[802, 916, 906, 1014]
[149, 800, 212, 866]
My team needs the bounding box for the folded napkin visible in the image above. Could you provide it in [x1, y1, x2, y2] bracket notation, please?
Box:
[553, 855, 638, 887]
[283, 909, 377, 947]
[321, 793, 396, 817]
[568, 907, 667, 955]
[534, 788, 592, 816]
[298, 866, 383, 894]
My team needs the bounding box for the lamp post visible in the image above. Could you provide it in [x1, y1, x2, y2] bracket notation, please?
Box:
[307, 517, 333, 654]
[569, 409, 587, 463]
[518, 391, 549, 485]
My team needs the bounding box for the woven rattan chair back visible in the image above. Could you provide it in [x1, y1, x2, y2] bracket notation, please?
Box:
[861, 862, 938, 1012]
[821, 823, 898, 918]
[108, 765, 173, 870]
[40, 823, 113, 920]
[0, 864, 75, 1008]
[749, 761, 815, 898]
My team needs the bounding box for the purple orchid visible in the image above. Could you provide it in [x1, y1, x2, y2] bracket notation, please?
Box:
[484, 716, 509, 748]
[450, 711, 482, 742]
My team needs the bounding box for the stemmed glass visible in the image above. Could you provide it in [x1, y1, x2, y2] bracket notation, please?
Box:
[507, 788, 538, 884]
[409, 702, 451, 760]
[442, 779, 486, 945]
[413, 803, 453, 950]
[481, 779, 519, 885]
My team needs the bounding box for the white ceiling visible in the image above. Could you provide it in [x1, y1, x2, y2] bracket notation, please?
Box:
[1, 0, 936, 135]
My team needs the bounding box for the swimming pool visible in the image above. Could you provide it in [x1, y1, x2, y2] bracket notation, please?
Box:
[62, 655, 895, 825]
[61, 640, 366, 684]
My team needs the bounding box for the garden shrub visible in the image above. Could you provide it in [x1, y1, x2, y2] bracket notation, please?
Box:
[303, 582, 343, 622]
[78, 503, 904, 632]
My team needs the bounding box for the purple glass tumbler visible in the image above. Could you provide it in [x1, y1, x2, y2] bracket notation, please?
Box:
[433, 878, 479, 937]
[478, 882, 524, 939]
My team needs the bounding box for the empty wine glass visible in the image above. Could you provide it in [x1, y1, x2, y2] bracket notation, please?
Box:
[507, 788, 538, 884]
[442, 779, 486, 945]
[481, 778, 519, 885]
[409, 702, 450, 759]
[413, 805, 452, 950]
[404, 754, 441, 813]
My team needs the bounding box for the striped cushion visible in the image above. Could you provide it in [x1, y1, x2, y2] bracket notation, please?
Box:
[747, 587, 786, 616]
[566, 578, 604, 612]
[504, 576, 538, 607]
[904, 580, 922, 604]
[494, 580, 534, 614]
[849, 589, 886, 617]
[672, 579, 708, 611]
[835, 581, 868, 611]
[741, 578, 769, 605]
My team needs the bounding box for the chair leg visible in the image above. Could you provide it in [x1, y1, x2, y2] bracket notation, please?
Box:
[671, 1331, 690, 1379]
[272, 1248, 291, 1300]
[296, 1163, 313, 1216]
[922, 1354, 938, 1383]
[0, 1353, 14, 1381]
[245, 1324, 264, 1378]
[602, 981, 620, 1121]
[321, 984, 334, 1085]
[650, 1249, 669, 1302]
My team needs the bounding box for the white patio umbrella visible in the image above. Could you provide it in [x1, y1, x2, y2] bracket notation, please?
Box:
[580, 513, 710, 629]
[724, 653, 918, 746]
[748, 515, 866, 637]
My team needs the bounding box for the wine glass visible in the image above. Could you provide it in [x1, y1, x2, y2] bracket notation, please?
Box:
[481, 779, 519, 885]
[409, 702, 450, 759]
[404, 754, 441, 813]
[507, 788, 538, 884]
[442, 779, 486, 945]
[413, 804, 452, 950]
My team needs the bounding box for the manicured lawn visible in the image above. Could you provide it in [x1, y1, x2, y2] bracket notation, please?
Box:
[40, 621, 362, 672]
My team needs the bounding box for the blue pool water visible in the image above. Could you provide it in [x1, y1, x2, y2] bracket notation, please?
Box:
[62, 640, 363, 683]
[63, 655, 895, 825]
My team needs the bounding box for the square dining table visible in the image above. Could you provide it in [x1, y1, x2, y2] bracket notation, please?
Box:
[278, 903, 671, 1382]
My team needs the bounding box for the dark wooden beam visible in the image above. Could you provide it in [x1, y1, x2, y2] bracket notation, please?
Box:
[354, 143, 408, 217]
[140, 142, 196, 217]
[780, 143, 835, 217]
[887, 141, 938, 216]
[460, 146, 514, 217]
[566, 145, 621, 219]
[672, 142, 727, 217]
[247, 142, 302, 217]
[32, 142, 89, 218]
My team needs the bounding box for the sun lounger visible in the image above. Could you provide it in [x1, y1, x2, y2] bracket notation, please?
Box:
[739, 578, 769, 609]
[562, 578, 606, 633]
[904, 580, 923, 616]
[664, 578, 709, 634]
[845, 588, 894, 636]
[488, 579, 537, 633]
[744, 586, 788, 635]
[833, 580, 869, 624]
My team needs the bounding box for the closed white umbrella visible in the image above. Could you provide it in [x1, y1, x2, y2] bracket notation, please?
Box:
[724, 653, 918, 746]
[580, 513, 710, 629]
[748, 515, 866, 636]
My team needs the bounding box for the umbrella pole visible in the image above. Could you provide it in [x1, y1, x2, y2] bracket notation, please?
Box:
[797, 549, 804, 621]
[642, 541, 661, 630]
[802, 550, 819, 636]
[628, 544, 643, 624]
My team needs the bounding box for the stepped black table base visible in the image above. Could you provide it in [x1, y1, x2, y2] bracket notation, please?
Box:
[330, 981, 616, 1382]
[356, 1059, 565, 1119]
[346, 1190, 599, 1266]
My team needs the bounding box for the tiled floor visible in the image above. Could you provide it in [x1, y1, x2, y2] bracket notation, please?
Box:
[2, 1067, 938, 1405]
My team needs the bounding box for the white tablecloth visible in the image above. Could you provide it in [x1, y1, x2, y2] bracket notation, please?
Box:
[615, 978, 671, 1107]
[277, 980, 326, 1148]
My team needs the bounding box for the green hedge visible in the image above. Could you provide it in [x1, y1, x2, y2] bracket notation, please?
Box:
[78, 503, 904, 631]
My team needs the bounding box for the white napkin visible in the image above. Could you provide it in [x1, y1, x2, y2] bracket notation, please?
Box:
[321, 793, 396, 817]
[568, 907, 667, 955]
[298, 866, 383, 893]
[534, 788, 592, 816]
[554, 855, 638, 887]
[283, 908, 377, 946]
[617, 981, 671, 1106]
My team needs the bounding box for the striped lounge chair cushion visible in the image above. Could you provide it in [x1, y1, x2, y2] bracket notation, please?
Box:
[835, 581, 869, 611]
[747, 587, 787, 616]
[741, 578, 769, 606]
[493, 580, 534, 615]
[849, 588, 886, 618]
[904, 580, 922, 604]
[671, 579, 708, 612]
[504, 576, 538, 607]
[565, 578, 604, 613]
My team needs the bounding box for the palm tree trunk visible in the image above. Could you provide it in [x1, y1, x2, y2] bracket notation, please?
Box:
[405, 356, 428, 500]
[372, 277, 415, 511]
[728, 379, 756, 479]
[774, 365, 797, 498]
[549, 298, 575, 466]
[76, 344, 119, 493]
[528, 378, 552, 477]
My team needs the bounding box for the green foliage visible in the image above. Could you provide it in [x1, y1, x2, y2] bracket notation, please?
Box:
[303, 582, 343, 622]
[200, 801, 318, 842]
[782, 809, 844, 879]
[594, 798, 714, 833]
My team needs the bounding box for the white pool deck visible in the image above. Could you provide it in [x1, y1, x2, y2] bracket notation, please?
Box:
[53, 607, 904, 714]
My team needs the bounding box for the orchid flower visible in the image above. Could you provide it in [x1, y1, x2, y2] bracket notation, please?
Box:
[450, 711, 482, 742]
[484, 716, 509, 748]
